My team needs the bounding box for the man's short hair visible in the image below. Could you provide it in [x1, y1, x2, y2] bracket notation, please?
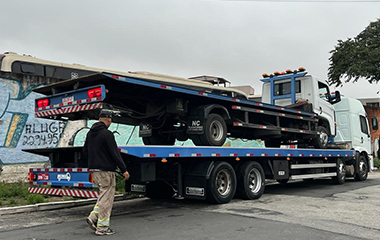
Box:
[99, 109, 113, 119]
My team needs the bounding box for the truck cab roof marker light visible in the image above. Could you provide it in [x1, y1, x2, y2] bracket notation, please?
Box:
[262, 73, 270, 78]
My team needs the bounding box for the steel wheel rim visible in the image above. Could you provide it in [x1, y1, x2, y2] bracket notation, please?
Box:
[320, 130, 328, 146]
[248, 168, 262, 193]
[215, 169, 232, 196]
[359, 159, 368, 176]
[338, 161, 346, 180]
[210, 120, 224, 142]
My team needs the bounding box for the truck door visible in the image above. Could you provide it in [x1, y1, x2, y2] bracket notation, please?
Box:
[315, 81, 336, 136]
[358, 115, 371, 154]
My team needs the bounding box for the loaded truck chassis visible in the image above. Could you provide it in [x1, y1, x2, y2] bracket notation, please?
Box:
[25, 146, 366, 204]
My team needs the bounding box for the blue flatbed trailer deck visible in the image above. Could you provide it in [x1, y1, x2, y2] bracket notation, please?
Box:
[25, 146, 359, 204]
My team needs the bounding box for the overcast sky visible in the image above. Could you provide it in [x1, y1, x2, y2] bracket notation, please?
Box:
[2, 0, 380, 98]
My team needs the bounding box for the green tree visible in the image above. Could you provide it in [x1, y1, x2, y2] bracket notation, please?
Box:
[328, 18, 380, 87]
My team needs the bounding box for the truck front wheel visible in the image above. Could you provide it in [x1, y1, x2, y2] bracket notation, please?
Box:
[332, 158, 346, 184]
[206, 162, 236, 204]
[236, 162, 265, 200]
[354, 155, 368, 181]
[199, 114, 227, 146]
[312, 126, 329, 149]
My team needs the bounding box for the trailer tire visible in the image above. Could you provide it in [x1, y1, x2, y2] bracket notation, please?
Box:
[236, 162, 265, 200]
[332, 158, 346, 185]
[146, 181, 175, 199]
[206, 162, 236, 204]
[199, 114, 227, 146]
[312, 126, 329, 149]
[354, 155, 368, 181]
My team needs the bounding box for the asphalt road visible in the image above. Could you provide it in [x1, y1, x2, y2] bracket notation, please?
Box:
[1, 171, 380, 240]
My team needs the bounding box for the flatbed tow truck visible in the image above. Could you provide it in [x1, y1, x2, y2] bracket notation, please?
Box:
[24, 70, 367, 204]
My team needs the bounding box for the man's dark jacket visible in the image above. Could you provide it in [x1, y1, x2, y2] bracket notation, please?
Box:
[82, 122, 127, 173]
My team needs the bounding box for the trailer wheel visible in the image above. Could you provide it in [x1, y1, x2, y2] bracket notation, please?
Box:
[312, 126, 329, 149]
[146, 181, 175, 199]
[332, 158, 346, 185]
[199, 114, 227, 146]
[354, 155, 368, 181]
[236, 162, 265, 200]
[206, 162, 236, 204]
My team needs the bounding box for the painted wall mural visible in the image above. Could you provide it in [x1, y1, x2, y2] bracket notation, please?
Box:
[0, 75, 263, 167]
[0, 76, 67, 165]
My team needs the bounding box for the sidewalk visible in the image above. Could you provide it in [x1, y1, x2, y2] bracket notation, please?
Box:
[0, 194, 132, 216]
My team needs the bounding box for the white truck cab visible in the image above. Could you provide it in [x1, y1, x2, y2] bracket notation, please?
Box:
[261, 69, 341, 148]
[334, 97, 374, 170]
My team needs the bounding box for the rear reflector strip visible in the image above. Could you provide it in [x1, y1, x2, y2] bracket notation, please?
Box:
[35, 102, 103, 118]
[28, 187, 99, 198]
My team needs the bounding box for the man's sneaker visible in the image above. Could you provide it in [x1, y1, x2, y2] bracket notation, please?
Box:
[86, 218, 97, 231]
[95, 228, 115, 236]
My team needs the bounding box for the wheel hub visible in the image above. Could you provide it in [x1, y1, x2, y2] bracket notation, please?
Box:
[248, 169, 262, 193]
[210, 121, 224, 141]
[216, 169, 232, 196]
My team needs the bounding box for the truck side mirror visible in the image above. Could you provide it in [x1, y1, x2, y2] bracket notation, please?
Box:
[331, 90, 341, 104]
[372, 117, 378, 131]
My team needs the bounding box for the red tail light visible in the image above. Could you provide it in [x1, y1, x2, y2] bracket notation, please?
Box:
[28, 172, 35, 181]
[87, 87, 102, 98]
[37, 99, 49, 108]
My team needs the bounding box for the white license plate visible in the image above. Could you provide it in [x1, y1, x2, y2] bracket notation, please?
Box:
[186, 187, 205, 196]
[62, 96, 74, 104]
[131, 184, 146, 192]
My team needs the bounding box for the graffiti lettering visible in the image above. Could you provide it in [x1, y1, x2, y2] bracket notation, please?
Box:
[24, 122, 65, 134]
[22, 122, 65, 146]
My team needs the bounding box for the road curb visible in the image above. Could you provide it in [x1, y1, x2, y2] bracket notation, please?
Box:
[0, 194, 130, 216]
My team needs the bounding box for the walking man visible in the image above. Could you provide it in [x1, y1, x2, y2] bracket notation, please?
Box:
[83, 109, 130, 236]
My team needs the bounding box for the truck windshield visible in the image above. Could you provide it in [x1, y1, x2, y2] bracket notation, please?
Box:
[318, 82, 330, 102]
